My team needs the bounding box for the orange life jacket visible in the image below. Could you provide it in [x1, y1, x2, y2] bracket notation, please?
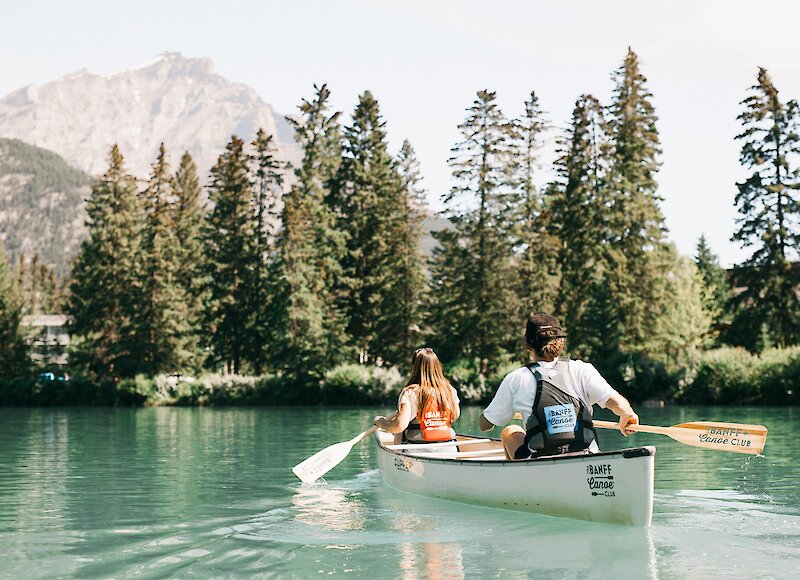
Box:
[419, 400, 453, 442]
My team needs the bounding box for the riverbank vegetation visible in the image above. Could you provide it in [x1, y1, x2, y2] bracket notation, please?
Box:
[1, 347, 798, 407]
[1, 49, 799, 406]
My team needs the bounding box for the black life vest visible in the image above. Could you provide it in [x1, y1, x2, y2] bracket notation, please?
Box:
[523, 357, 596, 457]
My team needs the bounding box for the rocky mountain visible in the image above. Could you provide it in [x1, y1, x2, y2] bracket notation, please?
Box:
[0, 52, 300, 179]
[0, 138, 91, 273]
[0, 54, 446, 275]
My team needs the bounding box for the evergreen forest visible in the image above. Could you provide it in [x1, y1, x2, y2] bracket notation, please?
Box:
[2, 49, 799, 406]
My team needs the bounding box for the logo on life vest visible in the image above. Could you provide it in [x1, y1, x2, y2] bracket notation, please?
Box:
[423, 410, 448, 429]
[420, 404, 451, 441]
[544, 404, 578, 434]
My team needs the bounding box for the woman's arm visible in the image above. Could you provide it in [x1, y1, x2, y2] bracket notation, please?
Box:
[374, 402, 413, 434]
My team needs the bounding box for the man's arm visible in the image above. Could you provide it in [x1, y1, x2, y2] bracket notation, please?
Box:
[478, 413, 495, 432]
[604, 392, 639, 436]
[478, 374, 515, 431]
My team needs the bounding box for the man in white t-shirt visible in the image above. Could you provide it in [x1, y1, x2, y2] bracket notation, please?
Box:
[479, 313, 639, 460]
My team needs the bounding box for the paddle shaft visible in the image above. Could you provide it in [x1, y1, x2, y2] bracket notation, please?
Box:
[352, 425, 379, 444]
[594, 420, 669, 435]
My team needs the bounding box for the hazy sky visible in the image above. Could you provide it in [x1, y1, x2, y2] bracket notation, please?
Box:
[4, 0, 800, 266]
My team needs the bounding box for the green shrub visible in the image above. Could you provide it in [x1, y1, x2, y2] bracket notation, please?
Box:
[0, 377, 36, 405]
[129, 372, 317, 406]
[321, 363, 403, 405]
[685, 347, 754, 404]
[677, 347, 800, 405]
[612, 353, 683, 402]
[752, 347, 800, 404]
[0, 374, 147, 406]
[444, 358, 479, 396]
[445, 356, 522, 404]
[9, 347, 794, 408]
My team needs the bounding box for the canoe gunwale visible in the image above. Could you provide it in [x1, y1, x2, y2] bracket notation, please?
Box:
[375, 432, 654, 467]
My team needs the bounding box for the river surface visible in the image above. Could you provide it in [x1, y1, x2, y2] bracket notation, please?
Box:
[0, 405, 798, 579]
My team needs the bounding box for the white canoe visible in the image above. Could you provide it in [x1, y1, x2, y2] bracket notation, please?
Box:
[375, 431, 655, 526]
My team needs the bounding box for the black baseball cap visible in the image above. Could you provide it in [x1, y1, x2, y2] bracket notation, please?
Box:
[526, 313, 567, 346]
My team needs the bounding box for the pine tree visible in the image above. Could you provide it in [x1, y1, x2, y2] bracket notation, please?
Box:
[606, 48, 669, 355]
[14, 254, 26, 309]
[0, 242, 29, 376]
[138, 144, 196, 373]
[25, 254, 40, 315]
[202, 136, 257, 374]
[647, 246, 712, 367]
[172, 151, 207, 367]
[267, 84, 349, 377]
[552, 94, 615, 358]
[68, 145, 146, 377]
[251, 128, 285, 247]
[389, 140, 428, 358]
[430, 90, 520, 364]
[694, 234, 729, 345]
[13, 253, 64, 316]
[333, 91, 415, 364]
[731, 67, 800, 349]
[247, 129, 286, 372]
[40, 264, 61, 313]
[14, 254, 33, 315]
[509, 90, 559, 316]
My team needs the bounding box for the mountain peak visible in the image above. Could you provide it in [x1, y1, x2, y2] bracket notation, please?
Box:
[112, 52, 216, 79]
[0, 54, 299, 178]
[62, 68, 90, 81]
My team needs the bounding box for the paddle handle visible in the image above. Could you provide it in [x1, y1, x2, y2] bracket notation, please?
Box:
[350, 425, 378, 445]
[594, 420, 670, 435]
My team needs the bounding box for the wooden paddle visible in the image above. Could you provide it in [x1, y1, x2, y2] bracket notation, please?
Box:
[292, 426, 378, 484]
[594, 420, 767, 455]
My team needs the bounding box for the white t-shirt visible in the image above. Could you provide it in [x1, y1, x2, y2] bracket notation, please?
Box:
[482, 359, 616, 427]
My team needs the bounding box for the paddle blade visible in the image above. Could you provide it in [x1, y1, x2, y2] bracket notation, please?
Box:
[669, 421, 767, 455]
[292, 441, 354, 484]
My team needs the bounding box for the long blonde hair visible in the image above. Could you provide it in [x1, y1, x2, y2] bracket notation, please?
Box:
[400, 347, 458, 421]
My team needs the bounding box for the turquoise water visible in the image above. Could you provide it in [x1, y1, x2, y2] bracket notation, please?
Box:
[0, 406, 798, 578]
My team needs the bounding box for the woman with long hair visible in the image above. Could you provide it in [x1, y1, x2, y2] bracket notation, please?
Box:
[374, 347, 460, 443]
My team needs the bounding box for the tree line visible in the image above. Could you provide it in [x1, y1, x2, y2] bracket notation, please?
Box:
[1, 48, 798, 397]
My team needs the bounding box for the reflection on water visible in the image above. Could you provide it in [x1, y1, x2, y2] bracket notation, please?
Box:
[292, 484, 366, 531]
[389, 495, 466, 580]
[399, 541, 465, 580]
[0, 406, 798, 578]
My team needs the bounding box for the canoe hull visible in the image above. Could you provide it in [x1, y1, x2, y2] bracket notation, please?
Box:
[375, 433, 655, 526]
